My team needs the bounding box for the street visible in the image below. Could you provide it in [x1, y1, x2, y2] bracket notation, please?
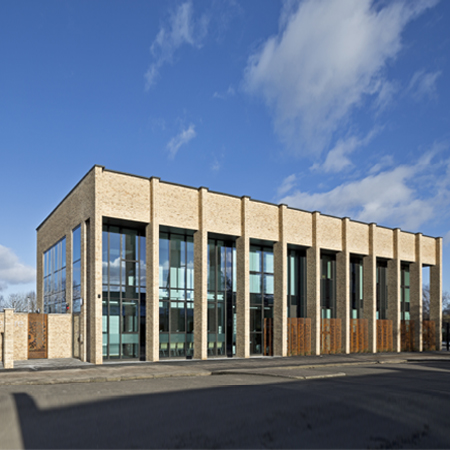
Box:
[1, 360, 449, 449]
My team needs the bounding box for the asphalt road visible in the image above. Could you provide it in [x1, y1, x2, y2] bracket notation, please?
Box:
[1, 360, 449, 449]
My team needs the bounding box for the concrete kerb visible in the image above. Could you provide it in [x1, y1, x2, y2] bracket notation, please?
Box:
[1, 352, 449, 386]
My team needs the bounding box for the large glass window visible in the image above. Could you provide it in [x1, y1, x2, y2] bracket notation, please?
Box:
[350, 257, 363, 319]
[250, 245, 274, 355]
[44, 238, 67, 314]
[401, 263, 410, 320]
[376, 261, 388, 320]
[102, 225, 146, 360]
[159, 231, 194, 358]
[321, 254, 336, 318]
[207, 239, 236, 357]
[287, 249, 306, 318]
[72, 225, 81, 313]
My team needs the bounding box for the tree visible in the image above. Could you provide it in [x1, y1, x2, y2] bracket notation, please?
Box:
[422, 284, 450, 321]
[0, 291, 36, 312]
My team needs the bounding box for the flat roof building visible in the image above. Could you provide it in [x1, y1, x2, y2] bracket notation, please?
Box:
[36, 165, 443, 364]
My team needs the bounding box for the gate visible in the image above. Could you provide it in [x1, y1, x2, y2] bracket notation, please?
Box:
[377, 320, 393, 352]
[321, 318, 342, 354]
[28, 313, 48, 359]
[288, 318, 311, 356]
[350, 319, 369, 353]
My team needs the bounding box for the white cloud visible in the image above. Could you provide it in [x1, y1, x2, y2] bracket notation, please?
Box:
[407, 70, 442, 101]
[279, 150, 450, 231]
[244, 0, 438, 156]
[311, 127, 380, 173]
[166, 124, 197, 159]
[277, 174, 297, 196]
[145, 1, 209, 89]
[0, 245, 35, 291]
[444, 230, 450, 246]
[213, 85, 235, 100]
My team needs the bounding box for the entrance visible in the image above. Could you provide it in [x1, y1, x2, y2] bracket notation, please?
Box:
[207, 239, 236, 357]
[28, 313, 48, 359]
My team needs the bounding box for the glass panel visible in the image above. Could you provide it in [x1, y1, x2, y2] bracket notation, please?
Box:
[61, 238, 66, 268]
[264, 250, 274, 274]
[208, 241, 216, 291]
[249, 247, 261, 272]
[170, 236, 185, 289]
[218, 242, 225, 291]
[250, 274, 261, 294]
[124, 229, 137, 261]
[404, 287, 410, 303]
[73, 226, 81, 262]
[250, 306, 262, 332]
[159, 301, 169, 332]
[208, 303, 216, 333]
[73, 260, 81, 290]
[171, 302, 185, 332]
[186, 302, 194, 333]
[159, 234, 170, 289]
[250, 332, 262, 355]
[186, 236, 194, 290]
[109, 300, 120, 358]
[232, 247, 237, 293]
[264, 275, 274, 295]
[404, 268, 410, 286]
[122, 300, 138, 333]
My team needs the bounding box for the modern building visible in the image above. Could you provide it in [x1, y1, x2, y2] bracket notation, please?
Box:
[36, 165, 443, 364]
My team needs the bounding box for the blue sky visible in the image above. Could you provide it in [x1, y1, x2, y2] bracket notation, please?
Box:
[1, 0, 450, 298]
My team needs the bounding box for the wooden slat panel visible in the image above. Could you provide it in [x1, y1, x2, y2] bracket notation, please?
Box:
[401, 320, 415, 352]
[350, 319, 369, 353]
[28, 313, 48, 359]
[422, 320, 436, 351]
[287, 318, 312, 356]
[321, 318, 342, 354]
[377, 320, 393, 352]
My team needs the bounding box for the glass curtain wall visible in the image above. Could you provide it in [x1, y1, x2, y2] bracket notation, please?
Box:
[44, 238, 67, 313]
[287, 249, 306, 318]
[376, 261, 388, 319]
[102, 225, 146, 360]
[249, 245, 274, 355]
[159, 232, 194, 359]
[72, 226, 81, 313]
[207, 239, 236, 357]
[350, 257, 364, 318]
[321, 254, 336, 318]
[400, 263, 410, 320]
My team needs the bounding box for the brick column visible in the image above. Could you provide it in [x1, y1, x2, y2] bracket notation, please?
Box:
[80, 220, 88, 362]
[336, 217, 350, 354]
[306, 211, 321, 355]
[387, 228, 401, 352]
[430, 237, 442, 351]
[274, 204, 287, 356]
[236, 196, 250, 358]
[66, 227, 73, 314]
[3, 309, 14, 369]
[147, 177, 160, 361]
[36, 245, 44, 313]
[90, 212, 103, 364]
[363, 223, 377, 353]
[410, 233, 423, 351]
[194, 187, 208, 360]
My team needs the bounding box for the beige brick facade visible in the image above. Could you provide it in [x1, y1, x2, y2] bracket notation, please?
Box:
[32, 165, 442, 365]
